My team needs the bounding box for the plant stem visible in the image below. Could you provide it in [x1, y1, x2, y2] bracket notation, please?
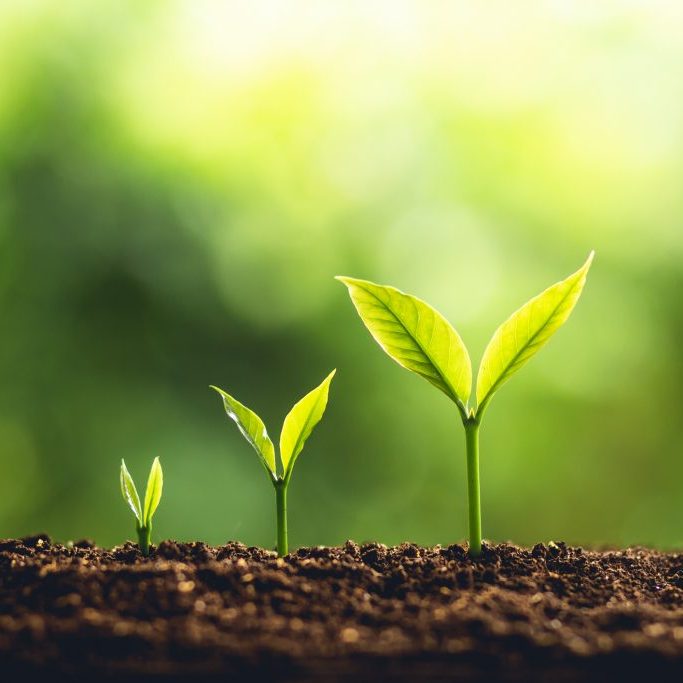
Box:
[275, 482, 288, 556]
[464, 420, 482, 556]
[137, 523, 151, 557]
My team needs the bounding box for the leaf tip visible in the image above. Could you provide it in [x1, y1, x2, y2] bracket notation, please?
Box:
[574, 250, 594, 286]
[335, 275, 372, 288]
[210, 385, 227, 402]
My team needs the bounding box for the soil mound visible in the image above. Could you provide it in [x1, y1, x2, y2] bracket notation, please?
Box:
[2, 536, 683, 681]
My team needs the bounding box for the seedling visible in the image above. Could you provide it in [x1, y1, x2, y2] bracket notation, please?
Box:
[211, 370, 335, 557]
[337, 253, 593, 556]
[120, 457, 163, 556]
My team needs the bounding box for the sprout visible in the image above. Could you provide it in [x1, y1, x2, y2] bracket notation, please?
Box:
[212, 370, 335, 556]
[337, 253, 593, 556]
[120, 457, 163, 556]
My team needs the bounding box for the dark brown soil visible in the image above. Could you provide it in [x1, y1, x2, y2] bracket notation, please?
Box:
[1, 536, 683, 682]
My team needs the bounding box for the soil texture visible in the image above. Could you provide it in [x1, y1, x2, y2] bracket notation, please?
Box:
[1, 536, 683, 681]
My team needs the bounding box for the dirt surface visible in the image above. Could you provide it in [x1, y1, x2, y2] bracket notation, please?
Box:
[1, 536, 683, 682]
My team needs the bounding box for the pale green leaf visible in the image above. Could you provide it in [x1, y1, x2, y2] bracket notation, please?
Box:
[120, 459, 142, 523]
[336, 277, 471, 411]
[476, 252, 594, 414]
[279, 370, 336, 478]
[211, 385, 277, 479]
[143, 456, 163, 526]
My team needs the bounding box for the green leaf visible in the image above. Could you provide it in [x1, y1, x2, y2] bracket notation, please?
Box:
[280, 370, 336, 478]
[336, 277, 471, 412]
[120, 459, 142, 523]
[476, 252, 594, 415]
[211, 385, 277, 479]
[143, 456, 163, 526]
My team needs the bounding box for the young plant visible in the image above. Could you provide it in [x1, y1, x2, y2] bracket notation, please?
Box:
[211, 370, 335, 557]
[120, 457, 164, 557]
[337, 253, 593, 556]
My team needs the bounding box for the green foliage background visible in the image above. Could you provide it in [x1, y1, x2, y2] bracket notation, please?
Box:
[1, 1, 681, 549]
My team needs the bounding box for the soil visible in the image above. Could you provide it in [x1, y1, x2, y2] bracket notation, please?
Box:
[1, 536, 683, 682]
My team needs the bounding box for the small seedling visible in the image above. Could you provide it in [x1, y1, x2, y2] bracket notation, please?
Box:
[337, 253, 593, 556]
[211, 371, 335, 557]
[120, 457, 163, 557]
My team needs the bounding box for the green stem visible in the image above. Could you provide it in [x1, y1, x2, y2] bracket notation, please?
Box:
[464, 420, 482, 556]
[137, 523, 151, 557]
[275, 482, 288, 557]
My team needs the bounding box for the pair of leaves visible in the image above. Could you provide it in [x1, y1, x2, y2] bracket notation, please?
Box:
[337, 252, 593, 420]
[212, 370, 335, 484]
[120, 457, 163, 528]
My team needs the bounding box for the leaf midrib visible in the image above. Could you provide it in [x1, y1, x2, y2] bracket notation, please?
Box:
[358, 284, 464, 406]
[282, 391, 324, 477]
[477, 276, 582, 410]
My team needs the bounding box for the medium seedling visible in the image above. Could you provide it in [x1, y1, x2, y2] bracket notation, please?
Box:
[212, 370, 335, 557]
[337, 253, 593, 556]
[120, 457, 164, 556]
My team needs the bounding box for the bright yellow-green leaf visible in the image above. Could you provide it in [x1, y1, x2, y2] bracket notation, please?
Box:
[476, 252, 594, 415]
[280, 370, 335, 478]
[336, 277, 471, 410]
[120, 459, 142, 523]
[143, 456, 163, 526]
[211, 385, 277, 479]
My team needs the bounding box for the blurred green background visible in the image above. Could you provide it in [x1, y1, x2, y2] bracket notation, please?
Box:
[0, 1, 682, 550]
